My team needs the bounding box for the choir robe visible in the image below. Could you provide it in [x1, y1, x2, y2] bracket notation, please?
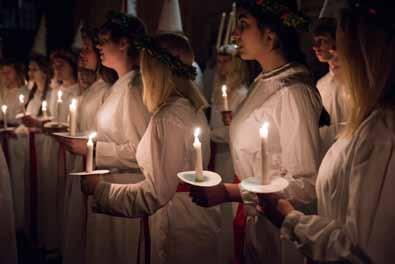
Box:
[0, 145, 18, 264]
[281, 108, 395, 264]
[229, 63, 322, 264]
[0, 85, 29, 231]
[93, 96, 221, 264]
[37, 83, 79, 250]
[85, 70, 150, 264]
[62, 79, 110, 264]
[209, 84, 248, 263]
[317, 72, 347, 158]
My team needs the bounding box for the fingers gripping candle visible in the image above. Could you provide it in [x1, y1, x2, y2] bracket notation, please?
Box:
[1, 105, 7, 128]
[259, 122, 270, 185]
[221, 84, 230, 111]
[193, 128, 204, 182]
[86, 132, 97, 173]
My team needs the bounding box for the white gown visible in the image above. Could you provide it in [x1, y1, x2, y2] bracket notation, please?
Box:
[210, 85, 248, 263]
[93, 96, 221, 264]
[85, 70, 150, 264]
[230, 63, 322, 264]
[62, 79, 110, 264]
[37, 83, 79, 250]
[0, 86, 29, 231]
[317, 72, 347, 158]
[0, 145, 18, 264]
[281, 108, 395, 264]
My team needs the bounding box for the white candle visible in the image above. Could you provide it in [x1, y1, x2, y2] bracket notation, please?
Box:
[69, 98, 77, 136]
[216, 12, 226, 50]
[41, 100, 48, 119]
[19, 94, 26, 114]
[56, 90, 63, 122]
[1, 105, 7, 128]
[193, 128, 204, 182]
[230, 2, 237, 34]
[86, 132, 97, 173]
[221, 84, 230, 111]
[224, 11, 234, 45]
[259, 122, 270, 185]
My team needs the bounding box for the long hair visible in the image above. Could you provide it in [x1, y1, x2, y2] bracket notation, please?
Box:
[337, 7, 395, 137]
[140, 34, 207, 113]
[27, 54, 52, 116]
[212, 55, 249, 107]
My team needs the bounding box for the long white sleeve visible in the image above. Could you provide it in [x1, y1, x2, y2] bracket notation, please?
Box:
[281, 115, 395, 263]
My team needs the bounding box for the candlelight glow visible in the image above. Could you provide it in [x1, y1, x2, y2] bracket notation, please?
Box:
[194, 127, 201, 138]
[88, 132, 97, 141]
[42, 100, 47, 111]
[1, 105, 7, 114]
[57, 90, 63, 102]
[259, 122, 270, 139]
[19, 94, 25, 104]
[69, 98, 77, 109]
[221, 85, 227, 97]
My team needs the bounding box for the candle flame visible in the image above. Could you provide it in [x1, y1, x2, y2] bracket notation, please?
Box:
[194, 127, 201, 138]
[42, 100, 47, 110]
[1, 105, 7, 113]
[88, 132, 97, 141]
[259, 121, 270, 139]
[69, 98, 77, 109]
[57, 90, 63, 102]
[221, 85, 227, 97]
[19, 94, 25, 104]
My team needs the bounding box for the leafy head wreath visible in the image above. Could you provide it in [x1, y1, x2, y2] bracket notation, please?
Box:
[135, 35, 197, 80]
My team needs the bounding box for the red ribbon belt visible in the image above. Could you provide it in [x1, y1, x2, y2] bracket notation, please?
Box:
[233, 175, 246, 264]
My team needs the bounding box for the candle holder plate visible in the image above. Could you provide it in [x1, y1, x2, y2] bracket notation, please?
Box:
[240, 176, 289, 193]
[69, 169, 110, 176]
[15, 113, 31, 119]
[177, 170, 222, 187]
[53, 131, 90, 140]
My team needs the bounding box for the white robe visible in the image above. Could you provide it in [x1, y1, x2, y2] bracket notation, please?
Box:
[62, 79, 110, 264]
[37, 83, 80, 250]
[281, 108, 395, 264]
[317, 72, 347, 158]
[230, 63, 322, 264]
[93, 96, 221, 264]
[0, 86, 29, 231]
[85, 70, 150, 264]
[0, 145, 18, 264]
[210, 85, 248, 263]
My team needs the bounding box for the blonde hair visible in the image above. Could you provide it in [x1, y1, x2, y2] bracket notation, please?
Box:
[212, 55, 249, 106]
[140, 35, 207, 113]
[337, 10, 395, 137]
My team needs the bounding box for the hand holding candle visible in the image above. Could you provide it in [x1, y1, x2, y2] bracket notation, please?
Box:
[86, 132, 97, 173]
[1, 105, 7, 128]
[193, 128, 204, 182]
[260, 121, 270, 185]
[221, 84, 230, 111]
[69, 98, 77, 136]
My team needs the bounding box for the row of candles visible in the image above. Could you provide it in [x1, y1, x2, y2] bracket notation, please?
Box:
[1, 90, 77, 135]
[193, 121, 270, 184]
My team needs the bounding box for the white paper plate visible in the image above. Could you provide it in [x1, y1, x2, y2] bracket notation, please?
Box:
[177, 170, 222, 187]
[69, 169, 110, 176]
[15, 113, 30, 119]
[240, 176, 289, 193]
[53, 132, 90, 139]
[43, 121, 69, 128]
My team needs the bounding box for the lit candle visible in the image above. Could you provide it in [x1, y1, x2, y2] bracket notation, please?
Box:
[69, 98, 77, 136]
[193, 128, 204, 182]
[216, 12, 226, 50]
[86, 132, 97, 173]
[1, 105, 7, 129]
[259, 122, 270, 185]
[19, 94, 26, 114]
[41, 100, 48, 119]
[221, 84, 230, 111]
[56, 90, 63, 123]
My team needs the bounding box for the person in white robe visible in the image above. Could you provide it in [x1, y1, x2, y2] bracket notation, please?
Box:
[0, 145, 18, 264]
[209, 47, 249, 263]
[190, 2, 322, 264]
[312, 17, 347, 157]
[0, 60, 29, 233]
[80, 33, 221, 264]
[60, 26, 116, 264]
[260, 6, 395, 263]
[61, 13, 150, 264]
